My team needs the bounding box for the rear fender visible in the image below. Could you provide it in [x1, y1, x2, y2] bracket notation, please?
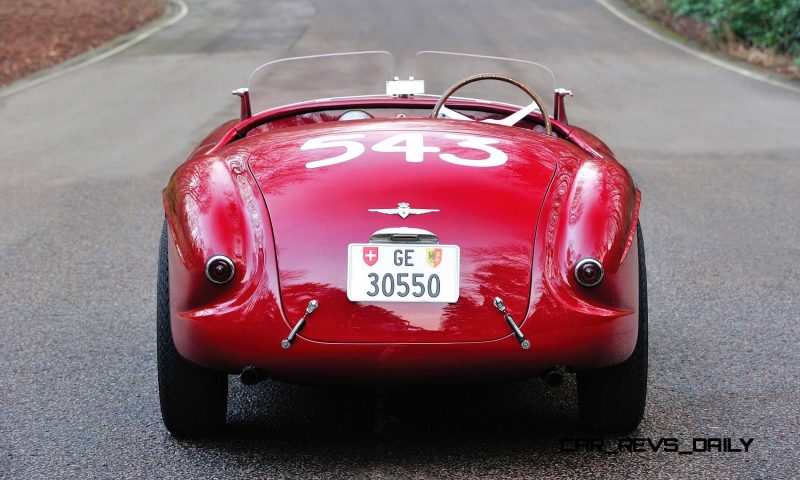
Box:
[162, 152, 267, 312]
[545, 159, 640, 313]
[188, 120, 238, 158]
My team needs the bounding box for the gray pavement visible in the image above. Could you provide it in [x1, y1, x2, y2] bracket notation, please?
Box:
[1, 0, 799, 478]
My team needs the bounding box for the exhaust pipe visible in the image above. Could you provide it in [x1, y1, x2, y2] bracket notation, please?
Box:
[240, 366, 268, 385]
[543, 367, 564, 387]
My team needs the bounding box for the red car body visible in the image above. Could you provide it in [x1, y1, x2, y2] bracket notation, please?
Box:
[162, 95, 641, 384]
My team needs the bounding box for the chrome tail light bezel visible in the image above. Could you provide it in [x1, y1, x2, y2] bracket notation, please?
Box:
[574, 257, 604, 288]
[205, 255, 236, 285]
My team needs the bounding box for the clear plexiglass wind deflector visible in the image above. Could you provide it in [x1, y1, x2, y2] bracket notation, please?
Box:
[246, 51, 558, 115]
[247, 51, 395, 115]
[411, 51, 557, 113]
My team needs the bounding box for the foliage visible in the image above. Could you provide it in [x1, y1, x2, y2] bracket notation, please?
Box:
[668, 0, 800, 56]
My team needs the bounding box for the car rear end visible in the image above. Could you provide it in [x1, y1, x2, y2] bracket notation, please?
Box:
[164, 119, 641, 383]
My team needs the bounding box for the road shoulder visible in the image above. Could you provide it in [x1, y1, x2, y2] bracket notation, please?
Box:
[0, 0, 188, 100]
[594, 0, 800, 94]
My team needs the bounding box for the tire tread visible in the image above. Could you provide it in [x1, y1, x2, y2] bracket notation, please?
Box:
[157, 221, 228, 437]
[577, 222, 648, 432]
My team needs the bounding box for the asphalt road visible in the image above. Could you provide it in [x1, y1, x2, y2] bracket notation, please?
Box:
[2, 0, 799, 478]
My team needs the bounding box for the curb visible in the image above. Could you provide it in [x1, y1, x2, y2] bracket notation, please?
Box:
[0, 0, 189, 100]
[594, 0, 800, 95]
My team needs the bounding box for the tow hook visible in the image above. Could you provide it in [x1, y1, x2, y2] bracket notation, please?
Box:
[281, 300, 319, 350]
[493, 297, 531, 350]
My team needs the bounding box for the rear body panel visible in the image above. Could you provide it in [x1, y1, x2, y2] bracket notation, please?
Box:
[163, 100, 641, 382]
[246, 120, 560, 343]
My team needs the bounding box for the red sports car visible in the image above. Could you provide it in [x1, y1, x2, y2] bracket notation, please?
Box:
[158, 51, 647, 436]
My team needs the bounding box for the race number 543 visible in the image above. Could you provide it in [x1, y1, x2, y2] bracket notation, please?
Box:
[302, 133, 507, 169]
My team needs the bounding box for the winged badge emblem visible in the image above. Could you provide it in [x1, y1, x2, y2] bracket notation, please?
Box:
[368, 202, 439, 219]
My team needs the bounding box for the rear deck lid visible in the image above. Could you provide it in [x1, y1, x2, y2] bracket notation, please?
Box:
[247, 119, 564, 343]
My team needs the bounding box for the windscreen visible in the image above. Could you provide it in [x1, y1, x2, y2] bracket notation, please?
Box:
[412, 51, 556, 114]
[246, 51, 557, 117]
[248, 51, 395, 115]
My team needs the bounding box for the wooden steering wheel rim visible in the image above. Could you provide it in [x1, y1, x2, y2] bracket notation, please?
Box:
[430, 73, 552, 135]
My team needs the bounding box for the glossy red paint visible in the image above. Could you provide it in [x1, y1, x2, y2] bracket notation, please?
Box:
[163, 96, 641, 382]
[248, 120, 562, 343]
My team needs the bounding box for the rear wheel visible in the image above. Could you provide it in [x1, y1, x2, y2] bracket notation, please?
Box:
[157, 221, 228, 436]
[577, 222, 647, 432]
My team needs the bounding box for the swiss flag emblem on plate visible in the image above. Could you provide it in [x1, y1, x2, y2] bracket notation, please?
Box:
[362, 246, 379, 266]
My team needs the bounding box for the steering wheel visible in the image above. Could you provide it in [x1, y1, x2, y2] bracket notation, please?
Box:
[430, 73, 552, 135]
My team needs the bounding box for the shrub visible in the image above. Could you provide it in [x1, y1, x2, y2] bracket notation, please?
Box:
[669, 0, 800, 56]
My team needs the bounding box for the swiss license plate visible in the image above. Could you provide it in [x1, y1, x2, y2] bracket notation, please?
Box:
[347, 244, 460, 303]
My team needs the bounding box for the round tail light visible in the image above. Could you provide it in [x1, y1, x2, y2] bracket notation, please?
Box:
[574, 258, 603, 287]
[205, 255, 235, 284]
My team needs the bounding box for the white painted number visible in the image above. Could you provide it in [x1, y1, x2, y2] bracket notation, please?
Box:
[302, 133, 366, 169]
[371, 133, 441, 163]
[303, 133, 507, 169]
[439, 134, 508, 168]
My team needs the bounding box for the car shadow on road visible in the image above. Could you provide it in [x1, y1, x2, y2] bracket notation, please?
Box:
[175, 376, 590, 466]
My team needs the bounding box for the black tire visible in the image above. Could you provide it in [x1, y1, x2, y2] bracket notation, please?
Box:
[157, 221, 228, 436]
[577, 222, 647, 432]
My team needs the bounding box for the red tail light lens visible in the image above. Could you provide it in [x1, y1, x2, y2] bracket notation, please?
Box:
[205, 255, 236, 284]
[574, 258, 603, 287]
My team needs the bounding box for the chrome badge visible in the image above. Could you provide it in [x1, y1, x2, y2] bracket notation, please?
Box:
[368, 202, 439, 219]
